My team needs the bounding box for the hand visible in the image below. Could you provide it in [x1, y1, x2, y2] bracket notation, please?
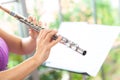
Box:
[27, 16, 41, 40]
[27, 16, 49, 40]
[34, 29, 62, 63]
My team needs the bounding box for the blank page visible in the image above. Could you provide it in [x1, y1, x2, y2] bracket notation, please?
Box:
[43, 22, 120, 76]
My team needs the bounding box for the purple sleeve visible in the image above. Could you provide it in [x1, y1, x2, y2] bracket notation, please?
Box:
[0, 38, 9, 71]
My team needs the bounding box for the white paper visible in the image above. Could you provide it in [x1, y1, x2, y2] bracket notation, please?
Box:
[43, 22, 120, 76]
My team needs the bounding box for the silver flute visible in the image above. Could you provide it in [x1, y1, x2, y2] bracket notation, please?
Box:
[0, 5, 86, 55]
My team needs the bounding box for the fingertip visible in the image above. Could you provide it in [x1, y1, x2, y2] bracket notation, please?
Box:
[52, 28, 57, 31]
[33, 17, 37, 21]
[27, 16, 34, 22]
[53, 29, 58, 33]
[58, 35, 62, 41]
[28, 16, 32, 18]
[44, 23, 47, 26]
[38, 22, 42, 27]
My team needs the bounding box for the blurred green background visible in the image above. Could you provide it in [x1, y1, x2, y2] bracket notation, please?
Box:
[0, 0, 120, 80]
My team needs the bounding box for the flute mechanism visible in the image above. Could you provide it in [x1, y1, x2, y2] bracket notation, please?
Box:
[0, 5, 86, 55]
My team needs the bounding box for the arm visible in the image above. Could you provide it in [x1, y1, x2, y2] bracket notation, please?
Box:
[0, 57, 40, 80]
[0, 28, 36, 54]
[0, 29, 62, 80]
[0, 17, 41, 55]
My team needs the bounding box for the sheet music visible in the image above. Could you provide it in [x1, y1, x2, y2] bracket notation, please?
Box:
[43, 22, 120, 76]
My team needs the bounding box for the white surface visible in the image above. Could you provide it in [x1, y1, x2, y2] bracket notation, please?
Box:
[44, 22, 120, 76]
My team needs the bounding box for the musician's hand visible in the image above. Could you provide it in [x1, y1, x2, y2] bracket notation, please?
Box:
[28, 16, 49, 40]
[27, 16, 42, 40]
[33, 29, 62, 62]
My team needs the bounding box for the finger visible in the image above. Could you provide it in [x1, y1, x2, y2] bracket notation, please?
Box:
[38, 21, 42, 26]
[38, 29, 52, 40]
[27, 16, 34, 22]
[37, 29, 44, 41]
[27, 16, 35, 31]
[38, 19, 48, 29]
[42, 22, 49, 29]
[27, 16, 38, 26]
[33, 18, 38, 26]
[28, 17, 40, 33]
[42, 29, 52, 39]
[44, 23, 47, 26]
[45, 30, 58, 41]
[49, 35, 62, 47]
[37, 21, 42, 30]
[44, 22, 49, 29]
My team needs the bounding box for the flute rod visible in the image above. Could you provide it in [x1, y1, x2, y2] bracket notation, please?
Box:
[0, 5, 87, 55]
[0, 5, 58, 40]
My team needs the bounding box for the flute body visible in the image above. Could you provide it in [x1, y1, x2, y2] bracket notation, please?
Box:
[0, 5, 86, 55]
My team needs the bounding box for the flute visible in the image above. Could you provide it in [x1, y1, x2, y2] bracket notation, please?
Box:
[0, 5, 87, 55]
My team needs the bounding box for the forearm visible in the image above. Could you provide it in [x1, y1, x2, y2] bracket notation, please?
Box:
[21, 36, 36, 54]
[0, 28, 36, 55]
[0, 56, 41, 80]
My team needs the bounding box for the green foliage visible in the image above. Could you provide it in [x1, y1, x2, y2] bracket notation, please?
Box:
[49, 17, 61, 29]
[40, 70, 62, 80]
[96, 0, 115, 25]
[70, 73, 85, 80]
[62, 2, 92, 22]
[8, 53, 23, 68]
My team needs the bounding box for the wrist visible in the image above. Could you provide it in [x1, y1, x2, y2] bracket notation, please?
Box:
[32, 52, 44, 65]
